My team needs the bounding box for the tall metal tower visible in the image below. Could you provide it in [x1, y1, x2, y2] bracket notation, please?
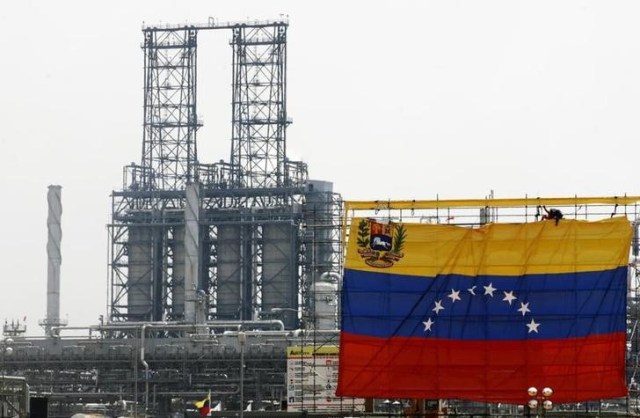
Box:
[230, 24, 289, 189]
[109, 19, 343, 330]
[141, 27, 200, 191]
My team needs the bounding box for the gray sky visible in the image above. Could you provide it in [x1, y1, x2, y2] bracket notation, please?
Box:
[1, 1, 639, 335]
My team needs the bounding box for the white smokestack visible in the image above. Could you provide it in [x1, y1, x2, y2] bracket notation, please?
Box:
[184, 183, 200, 323]
[45, 185, 64, 336]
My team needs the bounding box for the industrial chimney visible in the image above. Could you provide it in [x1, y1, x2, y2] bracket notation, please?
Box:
[40, 185, 67, 336]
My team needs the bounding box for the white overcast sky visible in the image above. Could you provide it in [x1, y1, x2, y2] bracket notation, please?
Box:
[1, 1, 639, 335]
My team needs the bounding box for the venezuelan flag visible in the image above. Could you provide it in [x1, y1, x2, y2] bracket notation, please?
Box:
[194, 391, 211, 416]
[336, 217, 631, 403]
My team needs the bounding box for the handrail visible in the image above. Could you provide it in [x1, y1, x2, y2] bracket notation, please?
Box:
[344, 195, 640, 211]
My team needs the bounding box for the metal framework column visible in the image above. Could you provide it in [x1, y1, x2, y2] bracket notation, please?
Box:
[230, 24, 288, 190]
[142, 27, 200, 191]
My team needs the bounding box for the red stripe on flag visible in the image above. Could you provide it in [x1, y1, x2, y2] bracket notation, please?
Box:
[336, 331, 627, 403]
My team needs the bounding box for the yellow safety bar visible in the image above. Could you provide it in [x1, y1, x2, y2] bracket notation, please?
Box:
[344, 195, 640, 212]
[342, 195, 640, 245]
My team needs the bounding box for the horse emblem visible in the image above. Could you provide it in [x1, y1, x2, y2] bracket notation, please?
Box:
[356, 219, 406, 268]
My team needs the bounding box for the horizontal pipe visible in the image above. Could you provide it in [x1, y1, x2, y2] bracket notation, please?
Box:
[0, 375, 27, 382]
[112, 186, 305, 199]
[49, 320, 285, 337]
[291, 329, 339, 337]
[143, 18, 288, 31]
[108, 219, 297, 228]
[44, 388, 240, 399]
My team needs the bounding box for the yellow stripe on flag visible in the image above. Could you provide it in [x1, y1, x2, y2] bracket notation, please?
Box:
[345, 217, 631, 277]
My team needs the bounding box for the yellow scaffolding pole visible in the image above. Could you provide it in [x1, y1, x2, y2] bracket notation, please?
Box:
[344, 195, 640, 212]
[342, 195, 640, 245]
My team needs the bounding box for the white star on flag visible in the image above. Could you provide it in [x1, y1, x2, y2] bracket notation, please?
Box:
[526, 319, 540, 333]
[422, 282, 542, 337]
[502, 291, 517, 305]
[483, 283, 497, 297]
[448, 289, 461, 303]
[432, 300, 444, 314]
[518, 302, 531, 316]
[423, 318, 435, 331]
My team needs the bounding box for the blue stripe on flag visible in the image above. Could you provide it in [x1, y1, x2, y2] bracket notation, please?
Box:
[342, 267, 627, 340]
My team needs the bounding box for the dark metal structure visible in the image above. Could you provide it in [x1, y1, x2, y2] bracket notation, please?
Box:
[0, 326, 339, 417]
[230, 23, 289, 191]
[141, 26, 199, 191]
[108, 18, 343, 329]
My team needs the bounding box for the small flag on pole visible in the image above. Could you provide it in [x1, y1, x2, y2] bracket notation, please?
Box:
[194, 390, 211, 417]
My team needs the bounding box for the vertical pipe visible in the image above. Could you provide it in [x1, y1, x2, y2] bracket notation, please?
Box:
[152, 226, 164, 322]
[238, 331, 246, 418]
[184, 183, 200, 323]
[141, 324, 149, 415]
[24, 382, 29, 417]
[46, 185, 62, 336]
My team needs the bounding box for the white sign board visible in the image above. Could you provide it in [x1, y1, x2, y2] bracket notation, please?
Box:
[286, 345, 365, 413]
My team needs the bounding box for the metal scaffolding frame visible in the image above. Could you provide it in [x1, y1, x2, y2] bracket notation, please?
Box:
[230, 23, 289, 190]
[109, 19, 342, 331]
[141, 27, 200, 191]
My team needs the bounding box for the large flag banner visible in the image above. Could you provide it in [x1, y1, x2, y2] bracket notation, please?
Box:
[336, 217, 632, 403]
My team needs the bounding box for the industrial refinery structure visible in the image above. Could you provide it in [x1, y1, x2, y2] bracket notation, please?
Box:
[3, 17, 640, 418]
[2, 18, 346, 418]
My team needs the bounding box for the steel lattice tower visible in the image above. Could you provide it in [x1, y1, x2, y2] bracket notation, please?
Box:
[141, 27, 200, 191]
[230, 24, 289, 189]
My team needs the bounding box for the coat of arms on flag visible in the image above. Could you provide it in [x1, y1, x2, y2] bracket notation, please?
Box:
[356, 219, 406, 268]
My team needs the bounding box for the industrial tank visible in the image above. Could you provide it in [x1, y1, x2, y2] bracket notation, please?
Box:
[215, 224, 243, 319]
[311, 272, 339, 330]
[127, 226, 153, 320]
[303, 180, 336, 273]
[262, 222, 298, 328]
